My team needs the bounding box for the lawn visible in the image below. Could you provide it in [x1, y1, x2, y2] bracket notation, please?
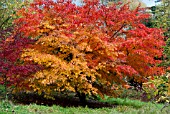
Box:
[0, 84, 170, 114]
[0, 97, 170, 114]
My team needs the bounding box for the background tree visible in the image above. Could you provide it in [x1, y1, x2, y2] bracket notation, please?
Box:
[149, 0, 170, 71]
[142, 0, 170, 101]
[0, 0, 33, 29]
[109, 0, 146, 9]
[0, 28, 41, 99]
[0, 0, 35, 99]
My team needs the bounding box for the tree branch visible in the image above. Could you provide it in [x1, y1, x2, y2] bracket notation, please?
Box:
[110, 22, 126, 40]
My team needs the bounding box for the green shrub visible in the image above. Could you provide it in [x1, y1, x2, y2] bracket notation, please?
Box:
[143, 73, 170, 103]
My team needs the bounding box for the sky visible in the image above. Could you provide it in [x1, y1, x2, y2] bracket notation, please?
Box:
[141, 0, 158, 7]
[72, 0, 161, 7]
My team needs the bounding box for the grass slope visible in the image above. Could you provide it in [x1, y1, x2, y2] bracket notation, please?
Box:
[0, 85, 170, 114]
[0, 98, 170, 114]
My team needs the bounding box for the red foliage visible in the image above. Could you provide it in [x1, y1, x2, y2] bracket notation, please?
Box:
[9, 0, 166, 96]
[0, 27, 41, 88]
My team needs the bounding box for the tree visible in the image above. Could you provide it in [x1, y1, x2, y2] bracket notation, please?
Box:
[151, 0, 170, 30]
[0, 0, 35, 99]
[142, 0, 170, 100]
[113, 0, 146, 9]
[149, 0, 170, 71]
[0, 0, 33, 29]
[0, 27, 41, 99]
[12, 0, 165, 102]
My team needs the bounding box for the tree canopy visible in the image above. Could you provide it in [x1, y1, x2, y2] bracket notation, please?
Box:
[0, 0, 166, 102]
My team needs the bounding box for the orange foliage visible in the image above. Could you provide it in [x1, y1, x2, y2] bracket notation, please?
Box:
[14, 0, 165, 98]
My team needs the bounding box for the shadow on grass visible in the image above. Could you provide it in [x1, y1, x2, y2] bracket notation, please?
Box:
[9, 92, 116, 109]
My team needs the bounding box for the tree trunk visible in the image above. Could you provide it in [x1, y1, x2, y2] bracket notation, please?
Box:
[77, 91, 86, 105]
[75, 86, 86, 105]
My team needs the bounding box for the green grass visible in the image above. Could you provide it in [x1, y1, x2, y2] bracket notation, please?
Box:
[99, 95, 147, 108]
[0, 85, 170, 114]
[0, 98, 170, 114]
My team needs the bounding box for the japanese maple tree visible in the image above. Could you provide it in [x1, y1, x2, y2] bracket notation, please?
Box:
[0, 27, 41, 98]
[12, 0, 165, 102]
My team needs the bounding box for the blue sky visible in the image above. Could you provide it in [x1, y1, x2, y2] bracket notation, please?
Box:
[141, 0, 158, 7]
